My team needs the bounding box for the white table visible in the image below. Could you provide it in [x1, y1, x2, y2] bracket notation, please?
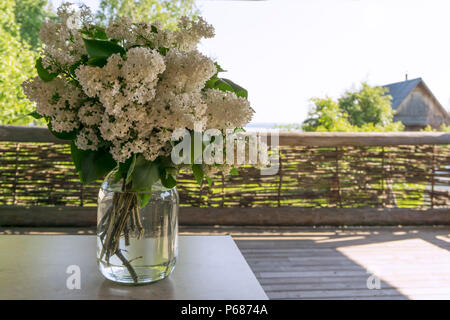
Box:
[0, 235, 268, 300]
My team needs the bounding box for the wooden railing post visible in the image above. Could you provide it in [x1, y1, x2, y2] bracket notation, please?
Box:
[12, 143, 20, 205]
[383, 147, 397, 208]
[381, 147, 385, 207]
[335, 147, 342, 208]
[80, 184, 84, 207]
[431, 145, 436, 209]
[221, 171, 225, 207]
[277, 149, 283, 207]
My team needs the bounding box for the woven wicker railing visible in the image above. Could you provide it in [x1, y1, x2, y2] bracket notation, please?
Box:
[1, 125, 450, 226]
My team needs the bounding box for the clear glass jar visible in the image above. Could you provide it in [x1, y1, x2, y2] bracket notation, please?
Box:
[97, 170, 179, 284]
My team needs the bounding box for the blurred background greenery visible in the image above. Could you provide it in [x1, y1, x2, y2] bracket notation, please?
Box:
[0, 0, 198, 126]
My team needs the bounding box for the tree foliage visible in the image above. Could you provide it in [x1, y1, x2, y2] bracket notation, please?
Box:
[421, 124, 450, 132]
[96, 0, 199, 28]
[338, 83, 396, 128]
[302, 97, 354, 132]
[0, 0, 200, 126]
[302, 83, 404, 132]
[14, 0, 51, 51]
[0, 0, 42, 125]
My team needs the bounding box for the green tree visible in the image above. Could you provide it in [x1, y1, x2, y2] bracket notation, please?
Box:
[302, 97, 355, 132]
[421, 124, 450, 132]
[14, 0, 52, 51]
[0, 0, 199, 126]
[302, 83, 404, 132]
[339, 83, 395, 127]
[96, 0, 199, 28]
[0, 0, 41, 125]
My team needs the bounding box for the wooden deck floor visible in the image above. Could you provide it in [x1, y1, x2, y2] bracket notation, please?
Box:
[2, 226, 450, 300]
[182, 226, 450, 300]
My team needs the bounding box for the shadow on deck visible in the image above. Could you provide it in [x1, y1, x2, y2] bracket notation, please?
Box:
[1, 226, 450, 300]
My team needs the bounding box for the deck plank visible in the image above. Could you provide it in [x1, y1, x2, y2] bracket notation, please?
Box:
[233, 226, 450, 300]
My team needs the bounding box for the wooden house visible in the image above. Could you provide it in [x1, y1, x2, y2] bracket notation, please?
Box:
[383, 78, 450, 131]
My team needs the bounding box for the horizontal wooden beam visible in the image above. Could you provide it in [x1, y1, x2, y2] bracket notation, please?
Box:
[0, 125, 66, 144]
[0, 206, 449, 227]
[180, 207, 450, 226]
[274, 131, 450, 147]
[0, 206, 97, 227]
[2, 125, 450, 146]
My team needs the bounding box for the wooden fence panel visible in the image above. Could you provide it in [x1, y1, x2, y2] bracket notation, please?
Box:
[0, 126, 449, 225]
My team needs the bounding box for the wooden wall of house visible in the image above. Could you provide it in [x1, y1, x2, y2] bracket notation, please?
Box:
[394, 83, 450, 131]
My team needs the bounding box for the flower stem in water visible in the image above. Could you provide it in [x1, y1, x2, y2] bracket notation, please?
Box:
[99, 192, 144, 284]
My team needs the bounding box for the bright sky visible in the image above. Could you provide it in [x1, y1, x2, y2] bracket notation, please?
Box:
[56, 0, 450, 124]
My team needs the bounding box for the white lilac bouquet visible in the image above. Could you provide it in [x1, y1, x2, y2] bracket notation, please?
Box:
[23, 3, 255, 195]
[22, 3, 264, 281]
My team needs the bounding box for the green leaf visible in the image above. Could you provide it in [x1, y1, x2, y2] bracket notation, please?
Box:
[47, 122, 78, 140]
[205, 76, 217, 89]
[131, 155, 160, 191]
[214, 78, 234, 93]
[137, 193, 151, 208]
[69, 57, 87, 77]
[219, 78, 248, 99]
[158, 47, 169, 56]
[192, 164, 204, 185]
[118, 154, 136, 184]
[28, 111, 43, 119]
[109, 168, 124, 185]
[70, 141, 116, 184]
[230, 168, 239, 175]
[214, 62, 226, 73]
[159, 168, 177, 189]
[70, 141, 83, 172]
[86, 57, 108, 67]
[205, 176, 213, 187]
[36, 57, 58, 82]
[126, 154, 137, 184]
[92, 26, 108, 40]
[83, 39, 125, 59]
[81, 26, 108, 40]
[158, 155, 174, 168]
[204, 77, 248, 99]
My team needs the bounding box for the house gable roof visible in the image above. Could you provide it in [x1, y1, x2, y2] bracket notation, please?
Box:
[383, 78, 422, 110]
[382, 77, 450, 127]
